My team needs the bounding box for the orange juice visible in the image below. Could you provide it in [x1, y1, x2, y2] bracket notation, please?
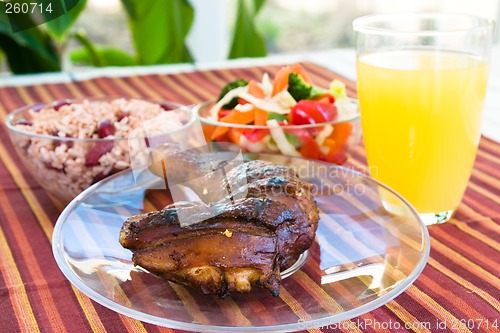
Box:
[356, 50, 489, 213]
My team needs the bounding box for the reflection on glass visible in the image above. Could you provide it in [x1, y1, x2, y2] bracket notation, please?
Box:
[53, 153, 430, 332]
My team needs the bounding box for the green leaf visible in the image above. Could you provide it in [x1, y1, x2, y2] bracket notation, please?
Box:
[254, 0, 266, 12]
[70, 28, 136, 67]
[71, 28, 105, 66]
[0, 34, 60, 73]
[120, 0, 136, 19]
[121, 0, 194, 65]
[64, 0, 80, 11]
[44, 0, 88, 42]
[70, 46, 137, 67]
[0, 2, 60, 73]
[228, 0, 267, 59]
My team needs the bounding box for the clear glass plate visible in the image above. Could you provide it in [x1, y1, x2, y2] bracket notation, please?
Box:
[52, 153, 430, 332]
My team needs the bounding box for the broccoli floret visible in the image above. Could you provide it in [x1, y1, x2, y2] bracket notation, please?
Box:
[287, 73, 312, 101]
[287, 73, 328, 101]
[217, 79, 249, 109]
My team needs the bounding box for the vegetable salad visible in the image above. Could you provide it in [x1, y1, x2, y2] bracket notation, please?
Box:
[204, 64, 358, 164]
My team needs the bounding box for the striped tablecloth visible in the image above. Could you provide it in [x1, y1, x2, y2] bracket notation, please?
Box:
[0, 63, 499, 333]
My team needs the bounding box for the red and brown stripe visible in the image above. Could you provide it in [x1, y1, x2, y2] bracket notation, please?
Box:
[0, 63, 499, 333]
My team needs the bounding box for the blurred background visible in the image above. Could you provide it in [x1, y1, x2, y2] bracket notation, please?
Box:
[1, 0, 499, 74]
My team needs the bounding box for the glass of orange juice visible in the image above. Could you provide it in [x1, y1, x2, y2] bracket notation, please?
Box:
[353, 13, 495, 224]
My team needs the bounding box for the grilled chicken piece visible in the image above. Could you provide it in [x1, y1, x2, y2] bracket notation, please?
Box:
[120, 158, 319, 298]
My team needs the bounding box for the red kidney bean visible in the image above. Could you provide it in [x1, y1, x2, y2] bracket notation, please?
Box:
[85, 141, 114, 166]
[53, 101, 71, 111]
[97, 120, 116, 138]
[160, 103, 174, 111]
[116, 110, 129, 121]
[51, 130, 74, 149]
[55, 138, 74, 149]
[65, 140, 74, 149]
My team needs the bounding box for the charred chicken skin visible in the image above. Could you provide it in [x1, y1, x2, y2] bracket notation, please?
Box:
[120, 158, 319, 298]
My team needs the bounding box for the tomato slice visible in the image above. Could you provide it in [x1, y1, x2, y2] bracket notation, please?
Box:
[244, 129, 269, 142]
[285, 128, 321, 160]
[237, 98, 248, 105]
[289, 100, 338, 125]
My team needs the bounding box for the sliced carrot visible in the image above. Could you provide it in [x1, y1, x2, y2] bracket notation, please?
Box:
[214, 132, 230, 143]
[290, 63, 313, 84]
[325, 122, 353, 163]
[201, 123, 216, 142]
[210, 110, 255, 140]
[271, 63, 313, 96]
[271, 66, 292, 96]
[228, 128, 244, 145]
[313, 94, 335, 104]
[247, 80, 266, 98]
[221, 109, 255, 124]
[254, 108, 268, 126]
[211, 126, 234, 141]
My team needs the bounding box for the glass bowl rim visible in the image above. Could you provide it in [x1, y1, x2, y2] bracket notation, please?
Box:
[4, 96, 197, 142]
[352, 12, 495, 36]
[195, 99, 360, 130]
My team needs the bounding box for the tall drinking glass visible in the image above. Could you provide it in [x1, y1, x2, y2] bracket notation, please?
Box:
[353, 13, 495, 224]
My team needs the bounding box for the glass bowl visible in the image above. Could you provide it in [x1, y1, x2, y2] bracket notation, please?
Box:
[195, 100, 361, 165]
[4, 97, 199, 203]
[52, 153, 430, 332]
